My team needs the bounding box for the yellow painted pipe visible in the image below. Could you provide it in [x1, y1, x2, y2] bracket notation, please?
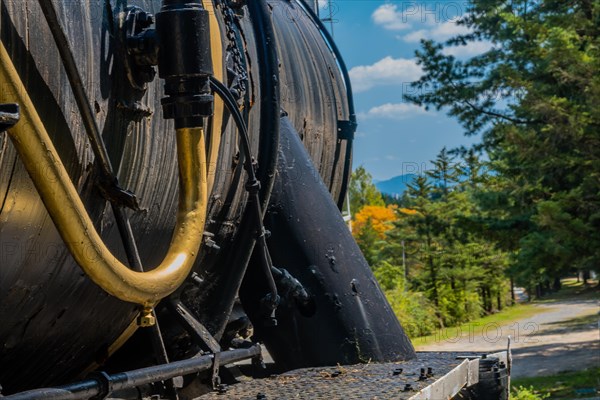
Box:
[0, 42, 208, 307]
[203, 0, 225, 194]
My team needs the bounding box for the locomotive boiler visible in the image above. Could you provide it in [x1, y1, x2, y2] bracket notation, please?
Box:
[0, 0, 416, 397]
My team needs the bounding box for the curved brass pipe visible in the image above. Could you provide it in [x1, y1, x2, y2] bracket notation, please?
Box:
[0, 42, 208, 307]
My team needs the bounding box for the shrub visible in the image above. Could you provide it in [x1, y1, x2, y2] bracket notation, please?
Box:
[512, 386, 549, 400]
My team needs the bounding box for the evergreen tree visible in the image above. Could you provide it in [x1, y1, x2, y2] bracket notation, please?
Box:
[406, 0, 600, 290]
[427, 147, 461, 197]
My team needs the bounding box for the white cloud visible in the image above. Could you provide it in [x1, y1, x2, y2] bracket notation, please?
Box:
[434, 21, 471, 38]
[401, 29, 428, 43]
[442, 41, 494, 57]
[397, 19, 493, 57]
[402, 21, 471, 43]
[349, 57, 422, 93]
[360, 103, 431, 120]
[372, 3, 467, 31]
[372, 4, 413, 31]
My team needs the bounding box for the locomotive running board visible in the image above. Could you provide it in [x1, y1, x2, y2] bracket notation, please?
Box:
[199, 351, 510, 400]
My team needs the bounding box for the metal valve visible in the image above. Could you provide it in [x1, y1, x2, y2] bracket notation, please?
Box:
[122, 0, 214, 128]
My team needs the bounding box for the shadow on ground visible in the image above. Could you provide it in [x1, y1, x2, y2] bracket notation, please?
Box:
[512, 339, 600, 378]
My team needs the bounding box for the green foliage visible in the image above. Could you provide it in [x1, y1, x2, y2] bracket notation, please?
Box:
[348, 166, 384, 216]
[512, 367, 600, 399]
[406, 0, 600, 292]
[373, 261, 404, 291]
[358, 149, 512, 334]
[375, 262, 438, 337]
[426, 147, 462, 197]
[355, 217, 384, 266]
[385, 286, 438, 338]
[512, 386, 549, 400]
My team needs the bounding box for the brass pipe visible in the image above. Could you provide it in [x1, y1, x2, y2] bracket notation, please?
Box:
[202, 0, 225, 194]
[0, 42, 208, 307]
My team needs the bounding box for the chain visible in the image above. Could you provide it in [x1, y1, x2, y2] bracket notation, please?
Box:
[216, 0, 249, 102]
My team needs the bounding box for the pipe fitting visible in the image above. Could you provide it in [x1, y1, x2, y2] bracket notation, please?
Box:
[156, 0, 214, 128]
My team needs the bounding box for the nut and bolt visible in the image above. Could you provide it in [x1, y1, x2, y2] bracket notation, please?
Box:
[217, 384, 228, 394]
[392, 368, 403, 376]
[256, 393, 267, 400]
[427, 367, 434, 377]
[403, 384, 413, 392]
[137, 307, 156, 327]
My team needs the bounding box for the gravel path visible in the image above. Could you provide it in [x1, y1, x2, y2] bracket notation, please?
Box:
[415, 298, 600, 378]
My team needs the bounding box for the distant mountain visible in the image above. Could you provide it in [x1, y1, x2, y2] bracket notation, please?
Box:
[375, 174, 418, 197]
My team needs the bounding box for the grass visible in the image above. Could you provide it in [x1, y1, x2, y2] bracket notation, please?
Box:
[413, 277, 598, 348]
[412, 302, 544, 347]
[512, 368, 600, 399]
[535, 278, 600, 303]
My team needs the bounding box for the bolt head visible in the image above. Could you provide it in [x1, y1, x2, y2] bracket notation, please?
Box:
[137, 311, 156, 327]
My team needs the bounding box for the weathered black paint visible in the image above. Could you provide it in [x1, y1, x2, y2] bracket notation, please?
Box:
[0, 0, 263, 391]
[240, 118, 416, 370]
[0, 0, 412, 394]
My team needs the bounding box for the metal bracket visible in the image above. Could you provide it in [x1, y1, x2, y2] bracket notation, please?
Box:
[98, 180, 141, 211]
[88, 371, 113, 400]
[337, 119, 357, 141]
[211, 351, 222, 391]
[119, 6, 158, 90]
[170, 300, 221, 353]
[0, 104, 20, 132]
[271, 267, 316, 317]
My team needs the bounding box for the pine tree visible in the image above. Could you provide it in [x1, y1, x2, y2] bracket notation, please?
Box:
[406, 0, 600, 290]
[427, 147, 461, 197]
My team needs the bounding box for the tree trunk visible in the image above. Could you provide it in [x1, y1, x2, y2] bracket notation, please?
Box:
[510, 276, 515, 305]
[426, 234, 439, 307]
[583, 270, 590, 284]
[482, 286, 492, 313]
[497, 291, 502, 311]
[552, 277, 562, 291]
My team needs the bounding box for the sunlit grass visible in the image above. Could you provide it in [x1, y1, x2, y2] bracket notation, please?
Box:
[535, 278, 599, 303]
[512, 368, 600, 399]
[412, 277, 598, 348]
[412, 303, 544, 348]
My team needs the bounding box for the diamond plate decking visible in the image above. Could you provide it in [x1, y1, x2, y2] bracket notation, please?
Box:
[200, 352, 488, 400]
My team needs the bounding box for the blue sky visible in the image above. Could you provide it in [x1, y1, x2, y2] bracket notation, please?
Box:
[315, 1, 489, 180]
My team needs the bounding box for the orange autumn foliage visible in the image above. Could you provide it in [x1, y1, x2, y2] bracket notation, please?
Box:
[353, 205, 398, 239]
[399, 208, 419, 216]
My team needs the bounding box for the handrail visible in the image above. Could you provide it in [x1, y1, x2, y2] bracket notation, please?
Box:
[0, 42, 208, 307]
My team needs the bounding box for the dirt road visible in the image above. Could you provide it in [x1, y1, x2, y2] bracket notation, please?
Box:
[415, 298, 599, 378]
